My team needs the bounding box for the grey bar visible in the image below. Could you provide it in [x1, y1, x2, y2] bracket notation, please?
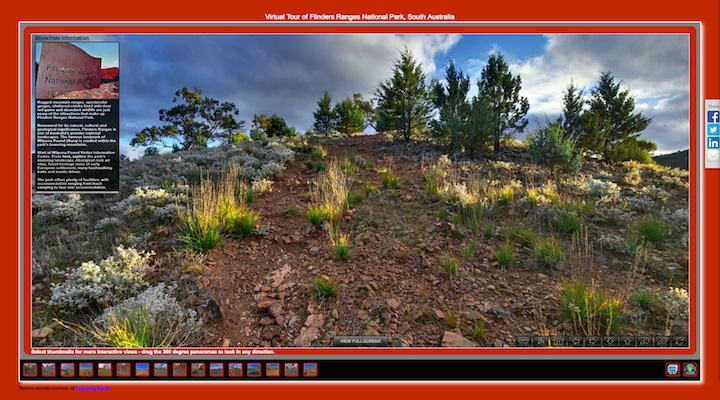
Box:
[332, 336, 389, 347]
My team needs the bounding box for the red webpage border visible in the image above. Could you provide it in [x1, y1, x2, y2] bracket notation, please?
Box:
[6, 1, 720, 397]
[20, 22, 699, 357]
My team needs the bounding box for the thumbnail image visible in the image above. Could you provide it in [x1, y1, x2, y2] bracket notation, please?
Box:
[60, 363, 75, 377]
[284, 362, 299, 377]
[116, 362, 131, 377]
[209, 362, 224, 377]
[172, 362, 187, 377]
[35, 42, 119, 100]
[266, 362, 280, 377]
[97, 363, 112, 377]
[79, 363, 93, 377]
[191, 363, 205, 377]
[303, 363, 318, 377]
[30, 33, 691, 350]
[135, 363, 149, 377]
[41, 362, 55, 377]
[23, 363, 37, 377]
[154, 362, 168, 377]
[247, 363, 261, 377]
[228, 363, 243, 377]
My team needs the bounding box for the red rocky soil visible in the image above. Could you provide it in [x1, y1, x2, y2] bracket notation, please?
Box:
[189, 134, 688, 348]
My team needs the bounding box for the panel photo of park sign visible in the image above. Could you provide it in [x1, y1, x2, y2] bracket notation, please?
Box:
[33, 41, 119, 193]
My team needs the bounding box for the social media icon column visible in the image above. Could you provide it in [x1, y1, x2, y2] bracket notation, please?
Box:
[706, 100, 720, 168]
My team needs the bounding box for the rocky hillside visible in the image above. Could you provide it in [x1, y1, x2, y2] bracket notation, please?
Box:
[31, 134, 690, 348]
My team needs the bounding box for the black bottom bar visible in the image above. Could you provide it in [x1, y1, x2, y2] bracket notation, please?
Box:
[20, 359, 700, 381]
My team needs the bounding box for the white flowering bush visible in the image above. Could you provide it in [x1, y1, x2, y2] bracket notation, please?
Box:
[251, 178, 274, 194]
[658, 287, 689, 321]
[592, 207, 635, 226]
[624, 195, 655, 214]
[622, 166, 642, 186]
[119, 140, 294, 190]
[488, 160, 513, 172]
[587, 178, 621, 202]
[153, 203, 184, 223]
[660, 175, 689, 190]
[661, 207, 689, 237]
[443, 181, 475, 208]
[32, 193, 84, 221]
[92, 283, 203, 347]
[49, 245, 154, 309]
[521, 188, 551, 208]
[31, 258, 45, 280]
[258, 161, 286, 180]
[642, 185, 670, 203]
[559, 176, 592, 197]
[529, 205, 559, 227]
[252, 140, 296, 163]
[109, 186, 175, 219]
[94, 216, 121, 230]
[597, 233, 627, 255]
[116, 232, 153, 248]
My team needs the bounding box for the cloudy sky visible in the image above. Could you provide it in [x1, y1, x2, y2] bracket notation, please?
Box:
[36, 33, 690, 158]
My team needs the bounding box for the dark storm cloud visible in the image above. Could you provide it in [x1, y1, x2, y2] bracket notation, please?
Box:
[118, 34, 458, 142]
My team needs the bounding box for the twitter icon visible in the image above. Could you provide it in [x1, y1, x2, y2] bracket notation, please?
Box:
[708, 124, 719, 136]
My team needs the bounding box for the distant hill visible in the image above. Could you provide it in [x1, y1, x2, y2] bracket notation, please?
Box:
[653, 149, 688, 170]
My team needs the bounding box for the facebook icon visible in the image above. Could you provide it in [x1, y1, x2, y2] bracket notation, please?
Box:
[708, 110, 719, 123]
[708, 137, 720, 149]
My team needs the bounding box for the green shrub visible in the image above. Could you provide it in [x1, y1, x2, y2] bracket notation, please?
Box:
[462, 243, 476, 261]
[472, 320, 486, 341]
[483, 224, 495, 239]
[328, 225, 350, 260]
[535, 239, 565, 269]
[307, 205, 336, 227]
[440, 255, 459, 277]
[438, 208, 449, 220]
[363, 183, 377, 195]
[515, 227, 536, 247]
[605, 138, 657, 164]
[312, 276, 338, 301]
[284, 204, 299, 216]
[229, 132, 250, 143]
[333, 239, 350, 259]
[346, 192, 364, 207]
[556, 211, 581, 235]
[637, 217, 668, 249]
[380, 170, 400, 188]
[505, 225, 535, 247]
[311, 145, 327, 160]
[630, 289, 657, 311]
[340, 159, 360, 175]
[228, 208, 258, 239]
[497, 186, 514, 206]
[446, 311, 459, 328]
[178, 214, 222, 254]
[526, 121, 582, 175]
[494, 242, 515, 268]
[561, 281, 625, 335]
[250, 128, 268, 142]
[306, 160, 326, 172]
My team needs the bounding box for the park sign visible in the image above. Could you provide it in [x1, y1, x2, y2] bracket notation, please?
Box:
[36, 42, 102, 99]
